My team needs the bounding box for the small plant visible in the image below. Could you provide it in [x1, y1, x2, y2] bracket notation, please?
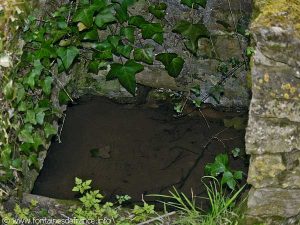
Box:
[205, 154, 243, 190]
[72, 178, 92, 194]
[116, 195, 131, 205]
[152, 177, 245, 225]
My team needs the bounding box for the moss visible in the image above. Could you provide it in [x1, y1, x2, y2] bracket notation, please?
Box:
[253, 0, 300, 38]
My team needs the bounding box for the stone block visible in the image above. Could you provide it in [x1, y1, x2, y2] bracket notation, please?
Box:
[247, 188, 300, 218]
[247, 151, 300, 188]
[250, 98, 300, 123]
[246, 115, 300, 154]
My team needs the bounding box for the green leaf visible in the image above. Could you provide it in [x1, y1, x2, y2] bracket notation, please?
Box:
[205, 161, 226, 177]
[133, 47, 154, 64]
[16, 84, 25, 103]
[108, 35, 121, 48]
[52, 30, 68, 43]
[73, 5, 97, 27]
[95, 7, 116, 28]
[44, 122, 58, 138]
[156, 53, 184, 77]
[180, 0, 207, 8]
[28, 153, 39, 168]
[120, 26, 135, 43]
[18, 124, 34, 143]
[41, 76, 53, 95]
[56, 46, 80, 70]
[140, 23, 164, 44]
[128, 15, 147, 28]
[25, 110, 37, 125]
[88, 61, 108, 73]
[116, 45, 133, 58]
[148, 3, 167, 19]
[114, 3, 129, 23]
[83, 29, 99, 41]
[32, 132, 45, 150]
[173, 20, 209, 53]
[221, 171, 236, 190]
[3, 80, 14, 100]
[232, 148, 241, 158]
[35, 108, 47, 125]
[94, 50, 113, 60]
[233, 171, 243, 180]
[215, 153, 229, 166]
[107, 60, 144, 95]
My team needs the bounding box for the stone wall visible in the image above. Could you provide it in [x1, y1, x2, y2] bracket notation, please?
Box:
[67, 0, 252, 108]
[246, 0, 300, 224]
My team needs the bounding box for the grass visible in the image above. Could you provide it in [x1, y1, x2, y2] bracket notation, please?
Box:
[151, 176, 246, 225]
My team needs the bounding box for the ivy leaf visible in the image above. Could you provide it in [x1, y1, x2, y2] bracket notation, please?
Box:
[215, 153, 229, 166]
[18, 124, 34, 143]
[232, 148, 241, 158]
[44, 122, 58, 138]
[148, 3, 167, 19]
[108, 35, 121, 48]
[3, 80, 14, 100]
[83, 29, 99, 41]
[24, 60, 44, 89]
[56, 46, 80, 70]
[234, 171, 243, 180]
[116, 45, 133, 58]
[73, 5, 97, 27]
[156, 53, 184, 77]
[128, 15, 147, 28]
[94, 50, 113, 60]
[52, 30, 68, 43]
[95, 7, 116, 28]
[16, 84, 25, 103]
[221, 171, 236, 190]
[180, 0, 207, 8]
[35, 107, 47, 125]
[28, 153, 39, 168]
[32, 132, 45, 150]
[120, 26, 135, 43]
[173, 20, 209, 53]
[114, 3, 129, 23]
[41, 76, 53, 95]
[205, 161, 226, 177]
[107, 60, 144, 95]
[133, 47, 154, 65]
[25, 110, 37, 125]
[88, 61, 108, 74]
[140, 23, 164, 44]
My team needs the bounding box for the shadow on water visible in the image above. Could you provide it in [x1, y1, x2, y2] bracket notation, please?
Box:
[32, 95, 247, 205]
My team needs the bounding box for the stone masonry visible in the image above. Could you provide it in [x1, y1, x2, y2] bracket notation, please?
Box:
[246, 0, 300, 224]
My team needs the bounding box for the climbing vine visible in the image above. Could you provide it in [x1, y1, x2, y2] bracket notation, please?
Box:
[0, 1, 253, 207]
[1, 0, 216, 193]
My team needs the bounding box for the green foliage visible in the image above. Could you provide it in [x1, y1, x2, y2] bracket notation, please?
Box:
[148, 3, 167, 19]
[70, 178, 156, 224]
[205, 154, 243, 190]
[156, 53, 184, 77]
[180, 0, 207, 9]
[173, 20, 209, 54]
[152, 177, 245, 225]
[0, 0, 195, 184]
[106, 60, 144, 95]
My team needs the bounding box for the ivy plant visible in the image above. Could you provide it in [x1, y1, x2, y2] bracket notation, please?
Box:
[205, 153, 243, 190]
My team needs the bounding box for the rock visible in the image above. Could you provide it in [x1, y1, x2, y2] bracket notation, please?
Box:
[246, 115, 300, 154]
[247, 188, 300, 218]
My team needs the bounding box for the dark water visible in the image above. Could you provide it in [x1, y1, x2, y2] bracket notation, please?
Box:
[32, 96, 247, 202]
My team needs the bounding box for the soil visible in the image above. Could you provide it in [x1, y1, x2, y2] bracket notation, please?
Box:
[32, 96, 247, 203]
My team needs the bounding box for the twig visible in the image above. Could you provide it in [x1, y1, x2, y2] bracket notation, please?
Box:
[137, 211, 176, 225]
[57, 114, 66, 143]
[198, 109, 210, 129]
